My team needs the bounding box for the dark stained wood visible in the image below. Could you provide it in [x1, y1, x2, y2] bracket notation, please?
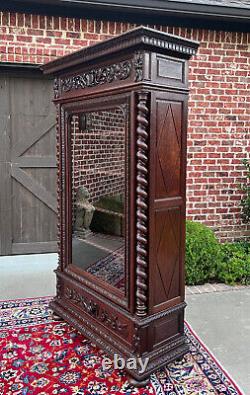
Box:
[153, 208, 181, 308]
[155, 100, 182, 198]
[0, 74, 57, 255]
[44, 26, 199, 384]
[149, 91, 188, 314]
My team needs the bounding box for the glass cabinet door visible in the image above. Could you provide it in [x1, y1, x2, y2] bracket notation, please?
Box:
[69, 104, 128, 298]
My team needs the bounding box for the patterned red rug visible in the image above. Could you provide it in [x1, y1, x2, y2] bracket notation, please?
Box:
[0, 297, 243, 395]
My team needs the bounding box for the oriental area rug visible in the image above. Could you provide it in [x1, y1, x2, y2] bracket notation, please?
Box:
[0, 297, 243, 395]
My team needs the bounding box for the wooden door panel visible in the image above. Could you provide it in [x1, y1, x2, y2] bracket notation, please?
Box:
[23, 125, 57, 157]
[0, 74, 57, 255]
[11, 113, 56, 158]
[12, 180, 57, 253]
[155, 100, 182, 198]
[153, 208, 181, 307]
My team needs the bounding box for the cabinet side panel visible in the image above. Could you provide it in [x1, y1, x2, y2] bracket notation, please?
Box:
[150, 95, 186, 313]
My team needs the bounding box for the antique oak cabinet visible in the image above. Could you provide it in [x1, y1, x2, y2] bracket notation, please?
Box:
[42, 27, 199, 385]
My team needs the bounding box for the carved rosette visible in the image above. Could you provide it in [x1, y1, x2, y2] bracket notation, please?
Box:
[135, 92, 150, 317]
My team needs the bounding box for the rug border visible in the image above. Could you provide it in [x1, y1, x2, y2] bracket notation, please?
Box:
[185, 320, 245, 395]
[0, 295, 53, 303]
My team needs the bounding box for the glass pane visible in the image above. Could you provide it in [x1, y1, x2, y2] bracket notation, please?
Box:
[70, 106, 127, 295]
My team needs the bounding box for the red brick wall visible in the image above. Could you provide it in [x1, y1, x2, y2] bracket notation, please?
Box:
[1, 12, 249, 241]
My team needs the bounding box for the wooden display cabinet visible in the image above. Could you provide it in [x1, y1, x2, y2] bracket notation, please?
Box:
[42, 27, 199, 385]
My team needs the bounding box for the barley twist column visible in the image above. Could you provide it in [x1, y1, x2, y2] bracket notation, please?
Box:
[135, 91, 149, 317]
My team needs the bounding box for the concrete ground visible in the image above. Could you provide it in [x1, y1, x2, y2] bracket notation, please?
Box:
[186, 289, 250, 394]
[0, 253, 57, 300]
[0, 254, 249, 394]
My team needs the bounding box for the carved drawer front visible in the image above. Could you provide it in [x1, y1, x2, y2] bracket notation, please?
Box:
[62, 282, 132, 344]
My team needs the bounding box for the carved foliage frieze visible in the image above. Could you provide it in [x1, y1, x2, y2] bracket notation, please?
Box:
[53, 54, 145, 99]
[65, 287, 128, 335]
[54, 60, 132, 98]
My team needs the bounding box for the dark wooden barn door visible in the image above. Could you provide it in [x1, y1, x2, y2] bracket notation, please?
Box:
[0, 72, 57, 255]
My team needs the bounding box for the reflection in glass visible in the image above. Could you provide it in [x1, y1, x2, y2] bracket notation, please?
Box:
[71, 107, 126, 294]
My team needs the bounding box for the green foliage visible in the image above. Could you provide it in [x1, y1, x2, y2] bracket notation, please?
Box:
[218, 242, 250, 285]
[240, 159, 250, 223]
[185, 221, 222, 285]
[185, 221, 250, 286]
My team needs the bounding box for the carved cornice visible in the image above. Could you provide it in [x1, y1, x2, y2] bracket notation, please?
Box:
[43, 27, 199, 76]
[141, 33, 197, 56]
[65, 287, 128, 335]
[135, 91, 150, 317]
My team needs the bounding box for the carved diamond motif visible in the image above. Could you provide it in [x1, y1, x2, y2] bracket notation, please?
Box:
[155, 209, 180, 305]
[156, 103, 181, 198]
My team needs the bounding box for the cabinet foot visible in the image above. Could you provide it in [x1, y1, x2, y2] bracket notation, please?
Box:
[128, 376, 150, 388]
[51, 313, 63, 321]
